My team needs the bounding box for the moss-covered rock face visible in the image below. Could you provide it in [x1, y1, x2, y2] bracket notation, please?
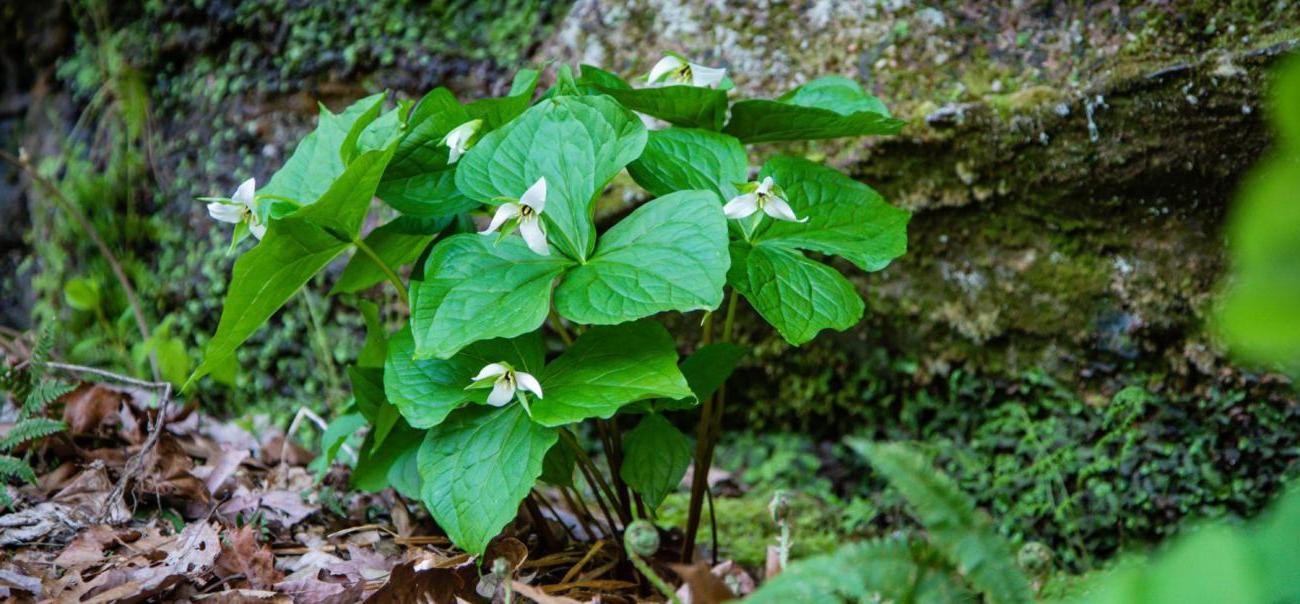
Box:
[547, 0, 1300, 412]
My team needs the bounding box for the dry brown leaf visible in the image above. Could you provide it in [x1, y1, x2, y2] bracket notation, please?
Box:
[275, 569, 365, 604]
[215, 525, 283, 589]
[0, 502, 88, 546]
[671, 560, 736, 604]
[511, 580, 583, 604]
[194, 445, 250, 496]
[362, 561, 464, 604]
[62, 383, 125, 435]
[54, 525, 121, 568]
[219, 488, 316, 528]
[194, 588, 292, 603]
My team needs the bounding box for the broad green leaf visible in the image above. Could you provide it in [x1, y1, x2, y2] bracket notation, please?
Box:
[357, 106, 404, 155]
[312, 411, 365, 481]
[331, 220, 433, 296]
[746, 538, 969, 604]
[63, 277, 101, 312]
[352, 419, 422, 496]
[348, 365, 398, 451]
[754, 156, 910, 272]
[466, 67, 541, 128]
[356, 299, 387, 368]
[190, 148, 394, 383]
[729, 243, 864, 346]
[555, 190, 730, 325]
[262, 93, 387, 204]
[377, 88, 477, 218]
[626, 128, 747, 200]
[418, 405, 557, 555]
[723, 76, 905, 144]
[384, 326, 543, 429]
[454, 95, 647, 261]
[620, 413, 692, 509]
[341, 96, 387, 164]
[532, 320, 693, 427]
[1275, 56, 1300, 148]
[410, 234, 572, 359]
[539, 440, 575, 488]
[678, 342, 747, 402]
[578, 65, 728, 130]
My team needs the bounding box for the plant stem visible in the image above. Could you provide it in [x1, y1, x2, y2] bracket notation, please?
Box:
[549, 308, 575, 346]
[352, 237, 409, 305]
[597, 418, 634, 524]
[0, 149, 159, 382]
[681, 289, 740, 561]
[561, 429, 622, 535]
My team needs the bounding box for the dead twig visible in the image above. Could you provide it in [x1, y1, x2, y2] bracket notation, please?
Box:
[40, 361, 171, 524]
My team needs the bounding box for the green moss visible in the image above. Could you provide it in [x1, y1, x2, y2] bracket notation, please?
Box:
[657, 490, 846, 568]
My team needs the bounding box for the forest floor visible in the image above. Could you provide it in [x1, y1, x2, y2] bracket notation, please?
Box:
[0, 373, 776, 603]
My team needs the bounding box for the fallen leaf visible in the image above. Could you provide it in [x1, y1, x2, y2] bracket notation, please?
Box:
[275, 569, 365, 604]
[216, 525, 283, 589]
[363, 561, 463, 603]
[511, 580, 583, 604]
[0, 565, 42, 598]
[62, 383, 125, 435]
[220, 488, 316, 528]
[54, 525, 120, 568]
[671, 560, 736, 604]
[194, 445, 250, 496]
[0, 502, 88, 546]
[193, 588, 292, 603]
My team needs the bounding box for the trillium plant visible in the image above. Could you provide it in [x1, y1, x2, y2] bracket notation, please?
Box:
[188, 56, 909, 563]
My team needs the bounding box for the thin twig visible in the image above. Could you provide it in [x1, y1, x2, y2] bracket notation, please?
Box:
[0, 149, 159, 382]
[42, 362, 171, 523]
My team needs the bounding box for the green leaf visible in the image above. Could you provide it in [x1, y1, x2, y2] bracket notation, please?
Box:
[620, 413, 692, 509]
[539, 440, 575, 487]
[454, 95, 647, 261]
[261, 93, 387, 204]
[63, 277, 101, 312]
[532, 320, 693, 427]
[331, 220, 434, 295]
[555, 190, 730, 325]
[191, 149, 394, 383]
[754, 156, 910, 272]
[348, 365, 398, 451]
[678, 342, 747, 403]
[340, 95, 387, 164]
[465, 68, 541, 128]
[418, 405, 557, 555]
[578, 65, 728, 130]
[626, 128, 747, 200]
[729, 243, 864, 346]
[312, 411, 365, 481]
[356, 299, 387, 368]
[410, 234, 571, 359]
[854, 441, 1032, 604]
[723, 76, 905, 144]
[384, 325, 544, 429]
[377, 88, 477, 218]
[746, 537, 968, 604]
[352, 420, 423, 498]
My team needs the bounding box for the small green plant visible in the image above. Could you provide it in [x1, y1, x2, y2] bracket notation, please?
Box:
[748, 441, 1032, 603]
[185, 56, 908, 561]
[0, 327, 73, 508]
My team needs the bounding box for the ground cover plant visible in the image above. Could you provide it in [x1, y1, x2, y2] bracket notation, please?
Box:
[186, 55, 909, 571]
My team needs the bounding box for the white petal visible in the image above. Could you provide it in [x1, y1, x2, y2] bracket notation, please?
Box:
[756, 177, 775, 195]
[481, 203, 521, 235]
[519, 177, 547, 213]
[648, 55, 685, 83]
[486, 381, 515, 406]
[249, 220, 268, 240]
[689, 64, 727, 88]
[515, 372, 544, 399]
[762, 195, 808, 223]
[232, 178, 256, 207]
[519, 218, 550, 256]
[446, 143, 464, 165]
[723, 193, 759, 219]
[472, 363, 510, 381]
[207, 202, 243, 224]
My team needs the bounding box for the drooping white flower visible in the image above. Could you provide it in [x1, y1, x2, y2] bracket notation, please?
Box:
[723, 177, 808, 223]
[481, 177, 549, 255]
[441, 118, 483, 164]
[470, 362, 544, 410]
[206, 178, 267, 239]
[647, 54, 727, 89]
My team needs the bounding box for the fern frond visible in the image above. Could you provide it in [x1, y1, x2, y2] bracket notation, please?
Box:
[0, 418, 68, 453]
[747, 537, 969, 604]
[0, 454, 37, 485]
[27, 324, 56, 379]
[0, 485, 12, 510]
[22, 378, 75, 418]
[854, 440, 1033, 604]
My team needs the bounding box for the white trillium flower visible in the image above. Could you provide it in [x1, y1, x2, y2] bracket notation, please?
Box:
[647, 54, 727, 89]
[481, 177, 550, 256]
[441, 118, 483, 164]
[723, 177, 808, 223]
[471, 362, 544, 411]
[206, 177, 267, 239]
